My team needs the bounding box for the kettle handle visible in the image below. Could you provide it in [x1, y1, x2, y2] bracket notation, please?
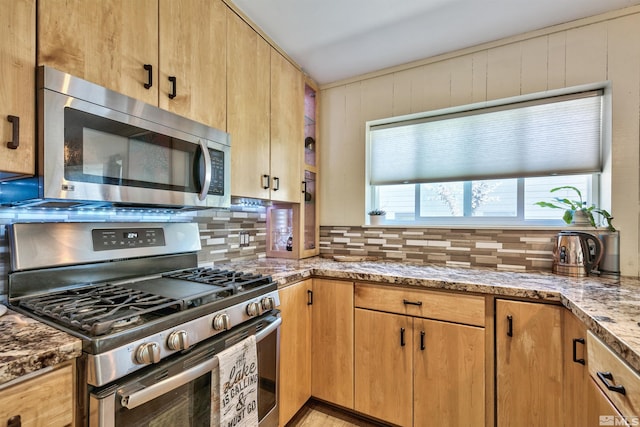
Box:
[576, 232, 604, 274]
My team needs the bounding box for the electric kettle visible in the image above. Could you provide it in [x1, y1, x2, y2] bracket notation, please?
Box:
[552, 231, 604, 277]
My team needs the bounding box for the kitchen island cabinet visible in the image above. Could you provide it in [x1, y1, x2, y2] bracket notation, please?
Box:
[496, 299, 563, 426]
[0, 0, 35, 178]
[38, 0, 227, 130]
[354, 283, 485, 427]
[278, 279, 312, 426]
[0, 361, 74, 427]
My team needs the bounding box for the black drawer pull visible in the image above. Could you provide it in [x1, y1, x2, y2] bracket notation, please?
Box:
[307, 290, 313, 305]
[572, 338, 585, 365]
[507, 315, 513, 337]
[7, 115, 19, 149]
[168, 76, 177, 99]
[403, 299, 422, 306]
[597, 371, 626, 395]
[400, 327, 406, 347]
[143, 64, 153, 89]
[420, 330, 426, 351]
[7, 415, 21, 427]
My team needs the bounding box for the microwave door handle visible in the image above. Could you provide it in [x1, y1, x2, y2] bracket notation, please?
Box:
[197, 140, 212, 201]
[119, 357, 219, 410]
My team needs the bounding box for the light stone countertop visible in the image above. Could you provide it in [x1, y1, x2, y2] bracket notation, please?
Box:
[218, 257, 640, 373]
[0, 307, 82, 387]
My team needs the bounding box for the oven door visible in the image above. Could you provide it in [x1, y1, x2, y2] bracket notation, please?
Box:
[89, 313, 280, 427]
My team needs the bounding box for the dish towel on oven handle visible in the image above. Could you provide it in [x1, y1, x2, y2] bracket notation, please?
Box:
[212, 334, 259, 427]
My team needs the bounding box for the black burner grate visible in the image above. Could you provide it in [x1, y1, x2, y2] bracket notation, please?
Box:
[20, 283, 181, 336]
[163, 268, 273, 292]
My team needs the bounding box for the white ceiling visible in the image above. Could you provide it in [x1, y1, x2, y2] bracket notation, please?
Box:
[231, 0, 640, 85]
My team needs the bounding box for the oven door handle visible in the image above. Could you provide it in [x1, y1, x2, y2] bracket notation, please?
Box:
[119, 316, 281, 410]
[119, 357, 219, 409]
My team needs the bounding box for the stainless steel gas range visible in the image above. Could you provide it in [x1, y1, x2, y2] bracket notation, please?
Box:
[6, 222, 280, 427]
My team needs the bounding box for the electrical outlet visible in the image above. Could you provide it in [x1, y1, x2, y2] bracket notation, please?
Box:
[239, 231, 250, 247]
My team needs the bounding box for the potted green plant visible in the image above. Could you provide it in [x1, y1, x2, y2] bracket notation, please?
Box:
[534, 186, 615, 231]
[368, 209, 386, 226]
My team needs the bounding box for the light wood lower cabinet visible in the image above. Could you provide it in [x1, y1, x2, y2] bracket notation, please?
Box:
[278, 280, 312, 426]
[0, 362, 74, 426]
[495, 299, 563, 426]
[563, 309, 589, 427]
[311, 279, 354, 408]
[354, 284, 485, 427]
[588, 378, 631, 427]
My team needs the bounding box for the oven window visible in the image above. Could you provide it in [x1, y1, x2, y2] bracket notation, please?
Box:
[257, 327, 277, 420]
[115, 374, 210, 426]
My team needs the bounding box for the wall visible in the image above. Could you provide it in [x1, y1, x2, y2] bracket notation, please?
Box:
[319, 6, 640, 276]
[0, 207, 267, 301]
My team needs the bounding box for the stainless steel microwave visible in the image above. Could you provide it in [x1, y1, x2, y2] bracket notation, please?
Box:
[0, 66, 231, 210]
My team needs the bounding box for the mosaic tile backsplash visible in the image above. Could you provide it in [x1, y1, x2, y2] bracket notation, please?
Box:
[319, 226, 560, 272]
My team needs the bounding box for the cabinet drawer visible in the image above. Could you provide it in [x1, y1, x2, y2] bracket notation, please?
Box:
[587, 331, 640, 420]
[354, 283, 485, 327]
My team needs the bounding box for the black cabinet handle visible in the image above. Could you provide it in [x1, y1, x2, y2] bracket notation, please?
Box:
[302, 180, 307, 194]
[7, 115, 19, 149]
[7, 415, 21, 427]
[262, 175, 270, 190]
[597, 371, 626, 395]
[507, 315, 513, 337]
[572, 338, 586, 365]
[273, 177, 280, 191]
[400, 327, 406, 347]
[403, 299, 422, 306]
[168, 76, 177, 99]
[143, 64, 153, 89]
[420, 331, 426, 351]
[307, 290, 313, 305]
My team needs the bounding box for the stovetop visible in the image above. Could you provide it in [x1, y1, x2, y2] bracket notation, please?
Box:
[17, 267, 276, 338]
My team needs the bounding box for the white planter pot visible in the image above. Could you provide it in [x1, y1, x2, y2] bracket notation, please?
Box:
[369, 214, 385, 225]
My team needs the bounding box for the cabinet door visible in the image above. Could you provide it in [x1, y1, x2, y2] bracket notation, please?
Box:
[311, 279, 354, 408]
[414, 319, 485, 427]
[0, 0, 35, 177]
[564, 309, 589, 427]
[159, 0, 226, 130]
[270, 50, 303, 203]
[587, 378, 630, 427]
[38, 0, 158, 105]
[227, 9, 271, 199]
[496, 300, 563, 426]
[355, 309, 412, 427]
[278, 280, 312, 426]
[0, 362, 74, 426]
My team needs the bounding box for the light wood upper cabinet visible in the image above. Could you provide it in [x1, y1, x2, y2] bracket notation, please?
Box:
[38, 0, 227, 129]
[0, 0, 35, 177]
[270, 50, 303, 203]
[226, 9, 271, 200]
[0, 362, 74, 426]
[311, 279, 354, 408]
[278, 280, 312, 426]
[495, 300, 563, 426]
[159, 0, 226, 130]
[38, 0, 158, 105]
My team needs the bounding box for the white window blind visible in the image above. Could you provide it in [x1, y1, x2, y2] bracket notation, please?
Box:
[369, 90, 603, 185]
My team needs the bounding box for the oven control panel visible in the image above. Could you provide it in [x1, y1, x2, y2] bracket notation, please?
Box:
[92, 227, 166, 251]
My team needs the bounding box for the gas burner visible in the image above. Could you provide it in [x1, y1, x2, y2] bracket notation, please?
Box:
[20, 283, 181, 336]
[163, 267, 274, 293]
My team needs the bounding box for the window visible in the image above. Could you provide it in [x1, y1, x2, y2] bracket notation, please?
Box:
[367, 89, 605, 226]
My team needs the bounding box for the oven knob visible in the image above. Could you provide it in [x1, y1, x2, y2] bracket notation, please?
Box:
[261, 296, 276, 311]
[167, 330, 189, 351]
[135, 342, 161, 365]
[212, 313, 230, 331]
[246, 301, 261, 317]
